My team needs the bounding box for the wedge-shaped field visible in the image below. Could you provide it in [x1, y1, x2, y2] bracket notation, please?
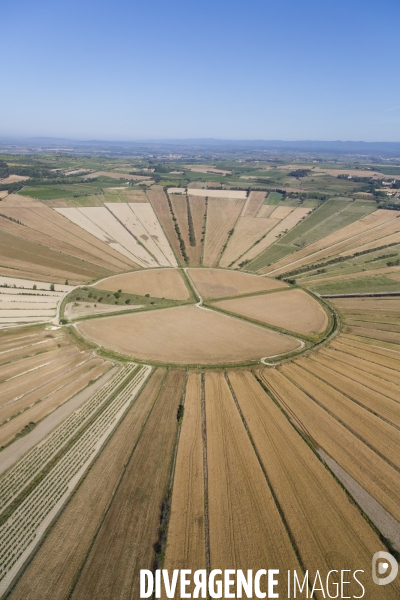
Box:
[269, 205, 295, 219]
[162, 373, 205, 585]
[0, 229, 108, 285]
[219, 216, 280, 267]
[241, 191, 266, 217]
[250, 198, 377, 271]
[256, 204, 277, 218]
[187, 195, 207, 266]
[304, 350, 400, 426]
[263, 209, 398, 276]
[0, 201, 134, 273]
[214, 288, 328, 336]
[56, 206, 156, 267]
[68, 370, 185, 600]
[130, 203, 177, 266]
[205, 372, 301, 585]
[228, 371, 393, 598]
[147, 189, 184, 265]
[105, 203, 171, 267]
[188, 267, 288, 299]
[202, 198, 245, 267]
[284, 361, 400, 469]
[93, 268, 190, 300]
[235, 207, 311, 269]
[260, 367, 400, 522]
[7, 368, 167, 600]
[77, 305, 301, 364]
[169, 195, 195, 264]
[64, 301, 143, 320]
[0, 364, 151, 596]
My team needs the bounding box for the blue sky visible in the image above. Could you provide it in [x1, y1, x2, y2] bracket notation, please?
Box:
[1, 0, 399, 141]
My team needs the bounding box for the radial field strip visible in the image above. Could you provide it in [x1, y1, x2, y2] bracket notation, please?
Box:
[0, 364, 138, 513]
[0, 364, 151, 595]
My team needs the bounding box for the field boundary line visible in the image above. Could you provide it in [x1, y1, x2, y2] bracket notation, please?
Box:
[200, 372, 211, 585]
[155, 370, 188, 571]
[199, 196, 208, 266]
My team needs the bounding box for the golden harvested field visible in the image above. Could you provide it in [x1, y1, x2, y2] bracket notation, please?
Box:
[130, 203, 177, 266]
[170, 194, 195, 262]
[228, 371, 394, 598]
[8, 368, 166, 600]
[187, 266, 288, 298]
[284, 361, 400, 469]
[256, 203, 277, 218]
[233, 207, 312, 268]
[305, 351, 400, 424]
[331, 336, 400, 375]
[92, 268, 190, 300]
[0, 175, 29, 184]
[147, 189, 185, 265]
[69, 370, 184, 600]
[162, 373, 205, 581]
[205, 372, 301, 584]
[269, 205, 295, 219]
[314, 344, 400, 386]
[187, 195, 206, 265]
[219, 216, 280, 267]
[260, 367, 400, 522]
[332, 296, 400, 315]
[0, 205, 133, 273]
[0, 230, 107, 284]
[241, 190, 266, 216]
[215, 288, 328, 336]
[0, 350, 93, 424]
[77, 304, 300, 364]
[203, 197, 245, 266]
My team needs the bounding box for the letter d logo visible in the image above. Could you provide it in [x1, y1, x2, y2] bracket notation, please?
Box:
[372, 552, 398, 585]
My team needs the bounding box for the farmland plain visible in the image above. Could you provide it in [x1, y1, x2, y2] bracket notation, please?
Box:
[0, 154, 400, 600]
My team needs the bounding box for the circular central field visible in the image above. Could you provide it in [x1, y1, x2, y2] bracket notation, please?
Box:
[76, 268, 330, 366]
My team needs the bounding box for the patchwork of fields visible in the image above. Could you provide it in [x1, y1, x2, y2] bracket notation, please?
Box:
[0, 177, 399, 599]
